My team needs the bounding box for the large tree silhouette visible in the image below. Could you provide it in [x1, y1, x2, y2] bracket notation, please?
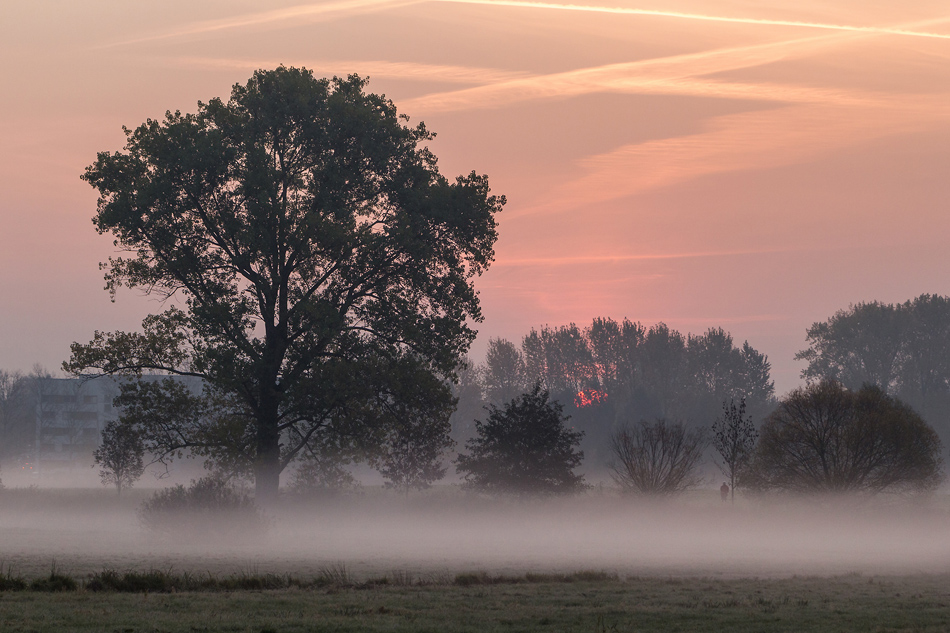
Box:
[65, 67, 503, 501]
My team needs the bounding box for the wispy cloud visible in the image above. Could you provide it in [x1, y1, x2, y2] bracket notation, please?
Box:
[97, 0, 413, 48]
[168, 57, 529, 85]
[513, 98, 950, 216]
[436, 0, 950, 40]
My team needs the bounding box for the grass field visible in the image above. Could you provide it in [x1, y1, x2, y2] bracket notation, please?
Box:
[1, 572, 950, 632]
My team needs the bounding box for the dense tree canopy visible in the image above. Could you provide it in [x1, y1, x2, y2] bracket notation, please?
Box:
[750, 380, 944, 494]
[0, 370, 43, 468]
[796, 295, 950, 441]
[519, 320, 773, 422]
[65, 67, 504, 500]
[483, 337, 526, 406]
[451, 319, 774, 468]
[455, 384, 586, 495]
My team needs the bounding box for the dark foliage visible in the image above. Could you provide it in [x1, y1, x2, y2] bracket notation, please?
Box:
[86, 569, 310, 593]
[455, 383, 586, 494]
[288, 440, 360, 497]
[453, 571, 615, 586]
[609, 418, 707, 495]
[0, 570, 27, 591]
[796, 295, 950, 442]
[138, 476, 268, 539]
[93, 420, 146, 496]
[359, 356, 456, 494]
[0, 369, 48, 468]
[455, 319, 774, 469]
[483, 337, 528, 406]
[522, 320, 774, 421]
[377, 412, 454, 494]
[30, 568, 77, 592]
[750, 380, 944, 494]
[65, 66, 504, 501]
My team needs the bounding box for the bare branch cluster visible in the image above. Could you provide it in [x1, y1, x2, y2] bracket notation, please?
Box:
[609, 419, 706, 495]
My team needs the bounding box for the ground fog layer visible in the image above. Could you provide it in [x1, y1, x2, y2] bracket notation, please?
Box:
[0, 488, 948, 580]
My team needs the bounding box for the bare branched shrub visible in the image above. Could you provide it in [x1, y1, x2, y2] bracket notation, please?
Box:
[749, 380, 944, 494]
[609, 419, 706, 495]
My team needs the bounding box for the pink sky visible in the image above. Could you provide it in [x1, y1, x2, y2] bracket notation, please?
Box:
[3, 0, 950, 393]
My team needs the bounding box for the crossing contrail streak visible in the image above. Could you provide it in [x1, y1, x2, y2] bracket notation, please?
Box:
[95, 0, 413, 48]
[437, 0, 950, 40]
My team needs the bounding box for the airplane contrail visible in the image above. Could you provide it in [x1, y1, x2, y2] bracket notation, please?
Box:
[95, 0, 413, 48]
[437, 0, 950, 40]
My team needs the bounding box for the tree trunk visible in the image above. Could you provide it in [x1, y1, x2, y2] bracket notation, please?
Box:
[255, 391, 282, 505]
[255, 439, 281, 504]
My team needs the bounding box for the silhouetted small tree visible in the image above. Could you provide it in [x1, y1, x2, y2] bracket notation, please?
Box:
[749, 380, 944, 494]
[609, 419, 706, 495]
[378, 413, 455, 496]
[289, 436, 360, 498]
[93, 420, 146, 496]
[711, 397, 758, 502]
[455, 383, 585, 494]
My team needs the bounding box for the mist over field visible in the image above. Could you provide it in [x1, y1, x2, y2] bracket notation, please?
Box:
[1, 486, 948, 581]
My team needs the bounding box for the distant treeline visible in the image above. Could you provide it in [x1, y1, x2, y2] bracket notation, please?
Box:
[0, 368, 50, 470]
[450, 318, 775, 468]
[797, 294, 950, 443]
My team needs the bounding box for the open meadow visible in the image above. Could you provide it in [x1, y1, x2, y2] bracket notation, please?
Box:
[3, 573, 950, 633]
[1, 485, 950, 631]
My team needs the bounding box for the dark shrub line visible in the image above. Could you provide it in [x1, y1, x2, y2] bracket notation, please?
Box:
[0, 568, 618, 593]
[454, 570, 616, 586]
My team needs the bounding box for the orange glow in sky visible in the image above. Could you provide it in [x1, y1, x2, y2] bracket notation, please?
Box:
[3, 0, 950, 392]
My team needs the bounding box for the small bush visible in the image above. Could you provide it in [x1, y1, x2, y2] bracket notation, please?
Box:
[0, 569, 27, 591]
[138, 477, 268, 540]
[318, 563, 350, 586]
[30, 567, 77, 592]
[87, 569, 179, 593]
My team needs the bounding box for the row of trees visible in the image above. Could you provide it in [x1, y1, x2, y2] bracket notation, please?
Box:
[90, 376, 948, 498]
[797, 295, 950, 441]
[481, 321, 774, 419]
[604, 381, 944, 498]
[0, 368, 51, 474]
[451, 322, 775, 468]
[55, 65, 950, 503]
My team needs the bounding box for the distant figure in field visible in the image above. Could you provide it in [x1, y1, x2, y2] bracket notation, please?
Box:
[720, 482, 729, 502]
